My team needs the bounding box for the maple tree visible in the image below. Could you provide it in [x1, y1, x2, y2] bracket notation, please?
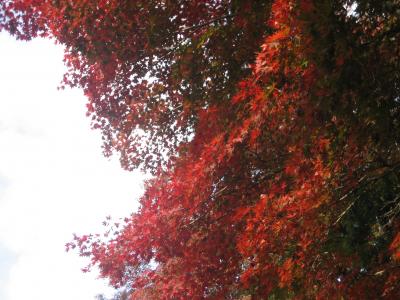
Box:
[2, 0, 400, 298]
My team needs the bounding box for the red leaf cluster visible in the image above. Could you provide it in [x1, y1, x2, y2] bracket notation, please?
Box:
[3, 0, 400, 298]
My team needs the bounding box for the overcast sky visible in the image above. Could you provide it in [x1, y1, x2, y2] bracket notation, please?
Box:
[0, 32, 144, 299]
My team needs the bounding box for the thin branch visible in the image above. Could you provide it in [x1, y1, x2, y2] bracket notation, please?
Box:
[361, 25, 400, 47]
[333, 162, 400, 226]
[179, 14, 236, 33]
[333, 198, 357, 226]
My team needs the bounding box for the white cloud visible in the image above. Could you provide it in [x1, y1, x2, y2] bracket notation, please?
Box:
[0, 32, 143, 299]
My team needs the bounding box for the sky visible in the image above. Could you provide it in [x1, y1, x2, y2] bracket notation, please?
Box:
[0, 32, 144, 299]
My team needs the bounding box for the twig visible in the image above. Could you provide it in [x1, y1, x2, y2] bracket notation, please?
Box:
[333, 199, 357, 226]
[179, 14, 236, 33]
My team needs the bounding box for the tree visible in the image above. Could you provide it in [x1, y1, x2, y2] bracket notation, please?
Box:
[2, 0, 400, 298]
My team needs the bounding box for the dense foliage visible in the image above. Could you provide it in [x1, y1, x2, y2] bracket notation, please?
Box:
[2, 0, 400, 298]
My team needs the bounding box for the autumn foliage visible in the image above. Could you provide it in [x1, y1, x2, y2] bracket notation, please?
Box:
[2, 0, 400, 298]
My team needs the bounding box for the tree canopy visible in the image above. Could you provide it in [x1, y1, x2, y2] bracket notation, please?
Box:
[2, 0, 400, 298]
